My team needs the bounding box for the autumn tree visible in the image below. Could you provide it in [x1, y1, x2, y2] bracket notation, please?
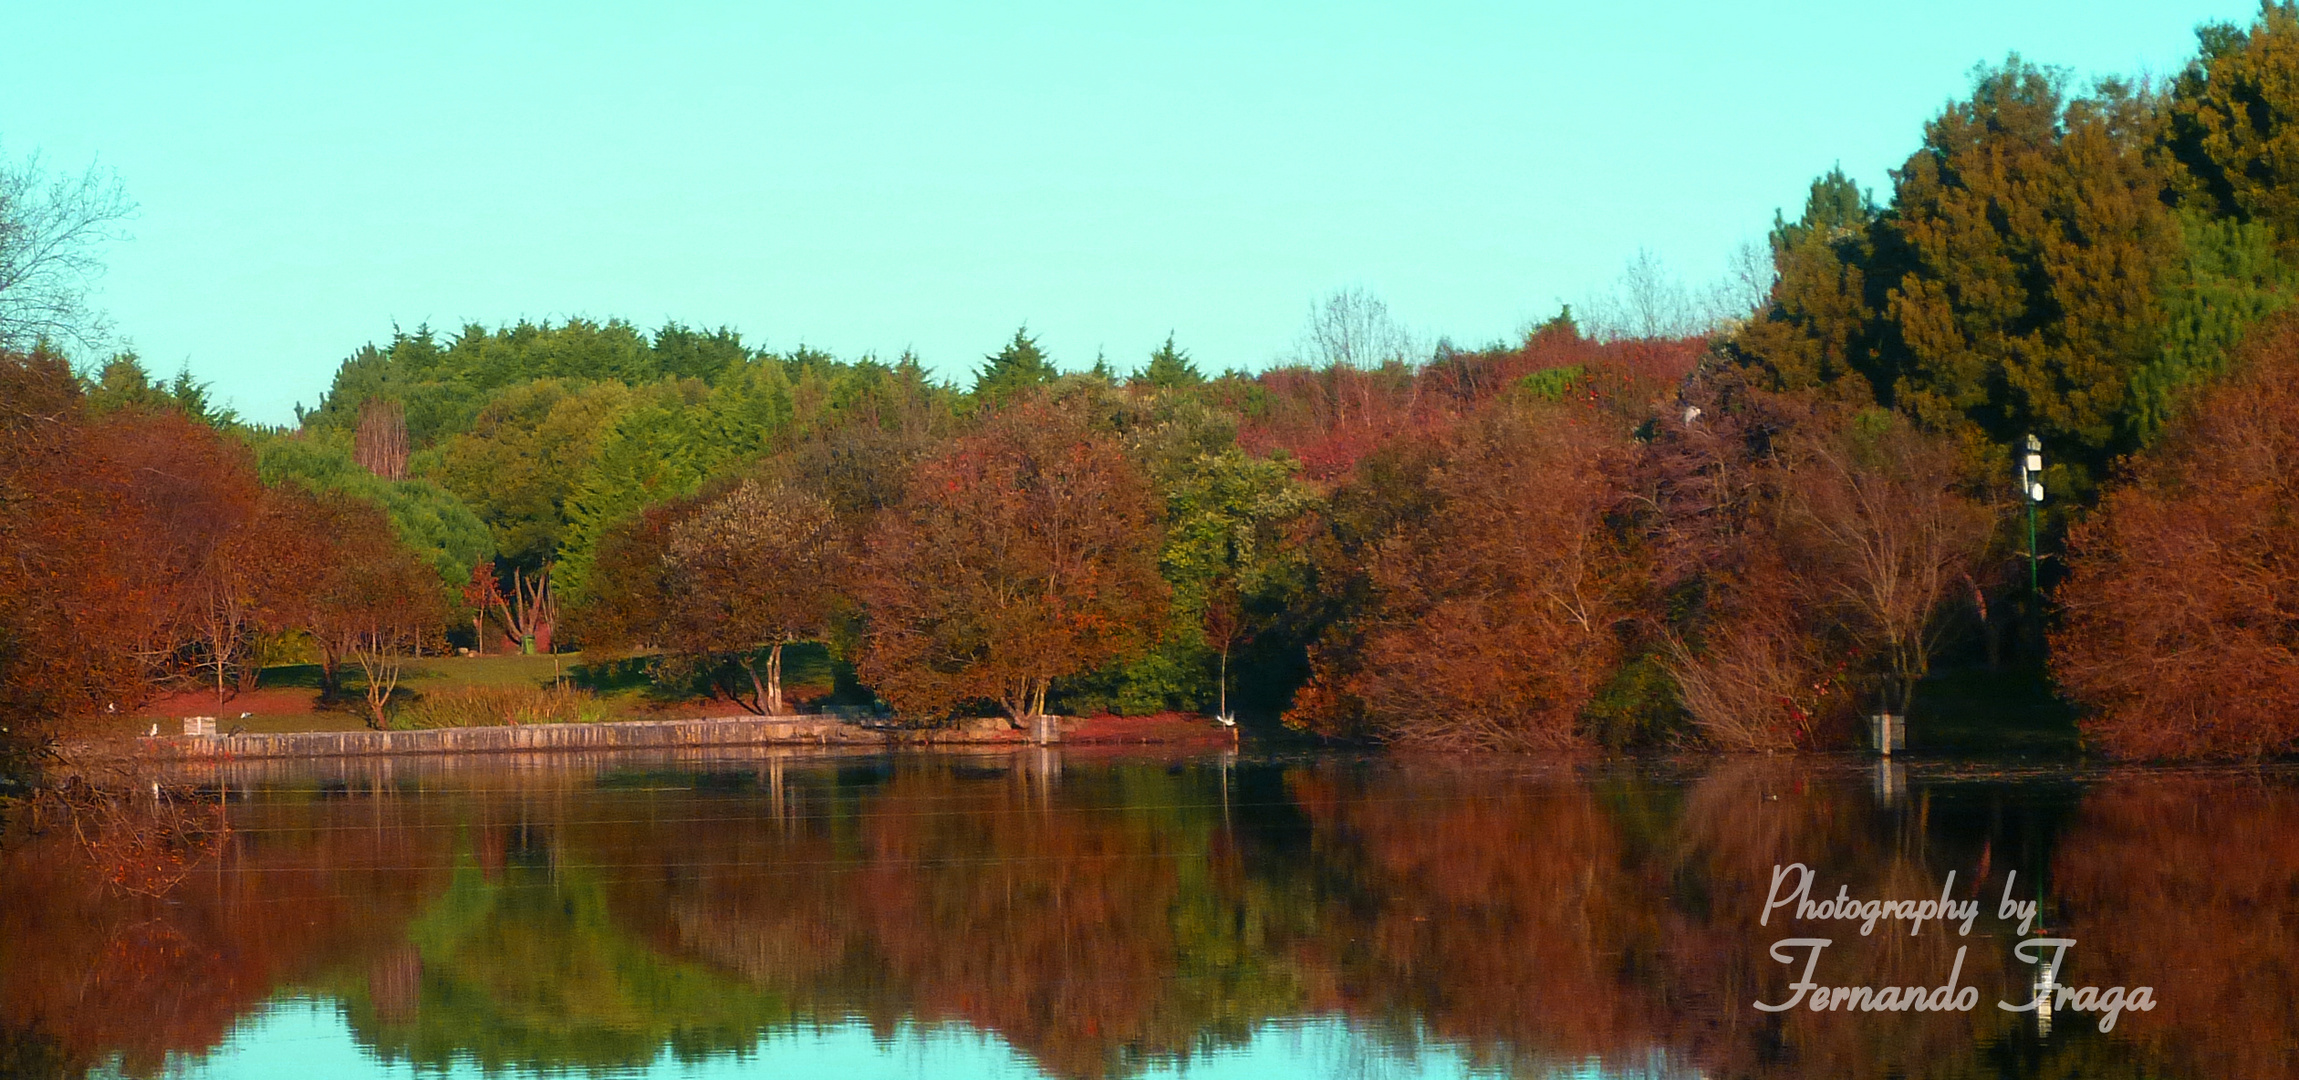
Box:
[0, 352, 336, 734]
[0, 347, 148, 741]
[1645, 381, 2000, 748]
[657, 476, 845, 715]
[1287, 401, 1641, 750]
[857, 398, 1166, 724]
[301, 501, 450, 729]
[578, 465, 859, 714]
[1645, 393, 1842, 751]
[2053, 315, 2299, 759]
[567, 500, 680, 652]
[100, 407, 266, 696]
[1662, 549, 1855, 750]
[183, 496, 277, 705]
[1772, 409, 2001, 718]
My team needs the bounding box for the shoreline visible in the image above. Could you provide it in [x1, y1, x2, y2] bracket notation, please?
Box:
[124, 712, 1237, 761]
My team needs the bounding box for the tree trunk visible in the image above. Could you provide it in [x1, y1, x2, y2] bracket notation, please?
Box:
[766, 642, 784, 716]
[740, 657, 768, 716]
[1219, 645, 1230, 717]
[356, 644, 401, 731]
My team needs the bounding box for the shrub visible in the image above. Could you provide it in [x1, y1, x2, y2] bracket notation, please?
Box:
[2053, 317, 2299, 760]
[390, 685, 611, 729]
[1663, 558, 1859, 751]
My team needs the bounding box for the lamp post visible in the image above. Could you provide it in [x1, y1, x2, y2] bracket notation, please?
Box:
[2016, 434, 2044, 596]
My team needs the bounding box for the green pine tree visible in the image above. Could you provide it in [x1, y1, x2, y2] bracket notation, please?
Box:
[973, 326, 1056, 407]
[2167, 5, 2299, 253]
[2131, 209, 2295, 443]
[1733, 167, 1886, 398]
[1138, 333, 1203, 388]
[1880, 59, 2183, 489]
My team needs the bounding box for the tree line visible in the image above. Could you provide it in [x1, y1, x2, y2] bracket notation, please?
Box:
[9, 7, 2299, 759]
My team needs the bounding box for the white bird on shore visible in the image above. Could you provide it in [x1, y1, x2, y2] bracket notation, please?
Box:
[1215, 713, 1237, 728]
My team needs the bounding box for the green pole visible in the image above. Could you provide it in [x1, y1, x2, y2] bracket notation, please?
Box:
[2026, 498, 2039, 597]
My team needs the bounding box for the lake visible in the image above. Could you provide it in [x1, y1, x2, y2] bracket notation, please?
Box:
[2, 749, 2293, 1079]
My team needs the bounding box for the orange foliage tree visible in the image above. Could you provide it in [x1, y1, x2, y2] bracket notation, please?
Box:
[0, 348, 149, 738]
[576, 473, 848, 715]
[292, 493, 449, 727]
[2054, 317, 2299, 759]
[101, 407, 265, 701]
[661, 477, 844, 715]
[1287, 401, 1642, 749]
[0, 350, 325, 730]
[1771, 409, 2000, 718]
[857, 399, 1166, 723]
[1649, 383, 1998, 749]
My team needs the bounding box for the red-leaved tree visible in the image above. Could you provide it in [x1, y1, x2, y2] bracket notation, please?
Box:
[857, 398, 1166, 724]
[1286, 401, 1641, 749]
[2054, 316, 2299, 759]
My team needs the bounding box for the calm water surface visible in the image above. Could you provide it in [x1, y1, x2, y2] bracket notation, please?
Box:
[2, 750, 2293, 1079]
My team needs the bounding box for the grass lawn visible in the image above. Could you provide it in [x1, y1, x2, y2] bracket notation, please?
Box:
[121, 652, 628, 734]
[261, 652, 596, 693]
[117, 644, 851, 734]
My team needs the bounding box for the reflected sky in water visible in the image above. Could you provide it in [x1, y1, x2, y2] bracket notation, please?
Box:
[153, 1001, 1692, 1080]
[7, 751, 2294, 1080]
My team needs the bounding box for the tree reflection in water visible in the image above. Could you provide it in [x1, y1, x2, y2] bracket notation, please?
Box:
[0, 752, 2291, 1079]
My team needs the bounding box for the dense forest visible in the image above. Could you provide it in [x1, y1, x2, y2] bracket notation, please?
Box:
[10, 7, 2299, 762]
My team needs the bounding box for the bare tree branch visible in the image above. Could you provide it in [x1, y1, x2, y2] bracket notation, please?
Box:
[0, 145, 136, 351]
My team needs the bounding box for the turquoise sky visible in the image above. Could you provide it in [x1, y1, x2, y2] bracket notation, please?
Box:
[2, 0, 2257, 424]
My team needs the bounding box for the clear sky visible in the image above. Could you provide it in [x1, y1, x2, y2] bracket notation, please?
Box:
[0, 0, 2258, 425]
